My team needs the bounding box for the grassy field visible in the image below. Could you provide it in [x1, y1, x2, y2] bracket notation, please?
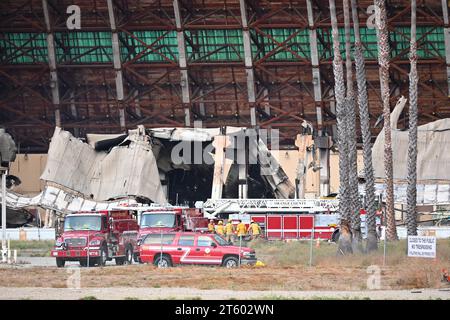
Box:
[9, 240, 54, 257]
[1, 239, 449, 291]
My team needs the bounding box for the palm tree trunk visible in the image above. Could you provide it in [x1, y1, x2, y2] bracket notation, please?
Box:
[330, 0, 352, 254]
[343, 0, 362, 251]
[406, 0, 418, 236]
[375, 0, 398, 241]
[351, 0, 378, 251]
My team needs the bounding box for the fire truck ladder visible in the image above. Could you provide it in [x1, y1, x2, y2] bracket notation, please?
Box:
[201, 198, 339, 218]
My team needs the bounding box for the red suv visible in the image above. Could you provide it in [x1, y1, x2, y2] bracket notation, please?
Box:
[139, 232, 257, 268]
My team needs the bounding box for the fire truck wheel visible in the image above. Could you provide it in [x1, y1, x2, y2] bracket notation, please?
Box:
[56, 258, 65, 268]
[98, 246, 107, 266]
[125, 246, 133, 265]
[115, 257, 125, 265]
[154, 255, 172, 268]
[222, 256, 239, 268]
[79, 260, 87, 267]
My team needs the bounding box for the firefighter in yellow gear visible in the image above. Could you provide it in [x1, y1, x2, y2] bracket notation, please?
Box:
[236, 220, 247, 242]
[216, 220, 225, 236]
[247, 220, 261, 240]
[225, 220, 234, 243]
[208, 220, 215, 233]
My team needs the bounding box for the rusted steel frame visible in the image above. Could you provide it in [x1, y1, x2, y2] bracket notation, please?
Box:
[184, 8, 226, 26]
[390, 26, 445, 63]
[254, 80, 315, 107]
[0, 33, 44, 64]
[255, 65, 311, 98]
[253, 27, 311, 64]
[0, 102, 54, 128]
[192, 44, 240, 62]
[121, 30, 175, 66]
[389, 63, 446, 98]
[259, 111, 300, 126]
[254, 29, 306, 65]
[122, 65, 173, 95]
[387, 3, 412, 23]
[416, 7, 445, 26]
[190, 83, 232, 102]
[121, 67, 184, 113]
[120, 29, 178, 65]
[262, 104, 305, 122]
[119, 10, 176, 29]
[250, 7, 308, 28]
[0, 70, 51, 105]
[0, 0, 33, 27]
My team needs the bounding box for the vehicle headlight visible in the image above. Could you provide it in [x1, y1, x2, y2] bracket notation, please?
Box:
[241, 251, 252, 257]
[89, 239, 101, 246]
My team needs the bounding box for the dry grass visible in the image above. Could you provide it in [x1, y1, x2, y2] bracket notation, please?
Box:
[1, 239, 449, 291]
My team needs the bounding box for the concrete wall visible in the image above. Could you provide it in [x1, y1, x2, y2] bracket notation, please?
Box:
[9, 154, 47, 195]
[273, 150, 363, 197]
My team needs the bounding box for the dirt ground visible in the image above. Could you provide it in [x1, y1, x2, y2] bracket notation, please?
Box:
[0, 239, 449, 299]
[1, 287, 449, 300]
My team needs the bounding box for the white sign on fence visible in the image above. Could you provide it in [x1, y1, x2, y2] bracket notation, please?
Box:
[407, 236, 437, 258]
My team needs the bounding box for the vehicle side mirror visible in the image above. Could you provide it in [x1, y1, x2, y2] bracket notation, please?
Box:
[211, 242, 217, 248]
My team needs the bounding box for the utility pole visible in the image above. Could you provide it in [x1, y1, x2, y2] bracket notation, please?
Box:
[1, 169, 6, 263]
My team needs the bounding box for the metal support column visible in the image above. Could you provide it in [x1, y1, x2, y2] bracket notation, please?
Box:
[236, 130, 248, 199]
[173, 0, 191, 126]
[307, 0, 330, 196]
[240, 0, 257, 126]
[133, 90, 142, 118]
[107, 0, 126, 130]
[442, 0, 450, 96]
[69, 91, 79, 137]
[42, 0, 61, 127]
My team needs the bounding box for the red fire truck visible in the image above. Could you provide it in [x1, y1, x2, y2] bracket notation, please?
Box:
[51, 210, 139, 267]
[200, 198, 381, 241]
[125, 204, 209, 262]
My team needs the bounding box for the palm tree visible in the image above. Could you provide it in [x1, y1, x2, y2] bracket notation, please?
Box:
[343, 0, 362, 251]
[351, 0, 378, 251]
[375, 0, 398, 241]
[406, 0, 418, 236]
[330, 0, 352, 253]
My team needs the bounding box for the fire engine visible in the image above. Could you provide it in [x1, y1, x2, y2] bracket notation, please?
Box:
[115, 204, 209, 262]
[51, 209, 139, 267]
[199, 198, 382, 241]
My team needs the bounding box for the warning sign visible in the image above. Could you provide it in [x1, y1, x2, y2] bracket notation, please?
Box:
[407, 236, 436, 258]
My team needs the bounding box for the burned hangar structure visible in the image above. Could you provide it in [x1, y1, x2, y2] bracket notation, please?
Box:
[1, 0, 450, 202]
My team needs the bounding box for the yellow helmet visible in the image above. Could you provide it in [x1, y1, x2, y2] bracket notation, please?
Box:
[255, 260, 266, 267]
[218, 221, 223, 225]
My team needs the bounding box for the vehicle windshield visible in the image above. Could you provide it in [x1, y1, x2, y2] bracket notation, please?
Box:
[140, 213, 176, 228]
[64, 215, 102, 231]
[213, 234, 230, 246]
